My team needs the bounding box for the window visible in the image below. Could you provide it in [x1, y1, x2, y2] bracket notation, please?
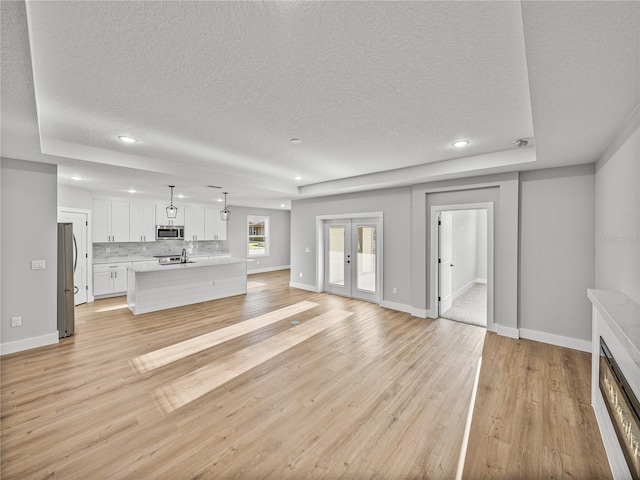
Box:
[248, 215, 269, 257]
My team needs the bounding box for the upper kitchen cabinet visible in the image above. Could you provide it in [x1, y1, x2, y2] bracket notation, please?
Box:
[92, 199, 130, 243]
[129, 202, 156, 242]
[155, 203, 184, 227]
[184, 206, 206, 241]
[205, 208, 227, 241]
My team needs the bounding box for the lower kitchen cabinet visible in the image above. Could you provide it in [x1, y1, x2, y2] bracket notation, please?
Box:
[93, 263, 131, 297]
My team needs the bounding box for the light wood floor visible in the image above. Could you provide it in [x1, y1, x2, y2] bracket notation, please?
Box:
[1, 270, 610, 479]
[463, 332, 612, 479]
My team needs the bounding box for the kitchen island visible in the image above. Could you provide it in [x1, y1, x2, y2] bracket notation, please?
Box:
[127, 257, 250, 315]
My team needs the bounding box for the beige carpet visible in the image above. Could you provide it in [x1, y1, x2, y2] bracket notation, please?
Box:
[441, 283, 487, 327]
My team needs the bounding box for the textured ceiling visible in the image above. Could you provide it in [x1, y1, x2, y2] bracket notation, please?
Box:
[1, 1, 638, 207]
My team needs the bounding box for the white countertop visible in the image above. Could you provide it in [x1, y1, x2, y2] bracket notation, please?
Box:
[129, 256, 250, 273]
[94, 253, 229, 264]
[588, 289, 640, 370]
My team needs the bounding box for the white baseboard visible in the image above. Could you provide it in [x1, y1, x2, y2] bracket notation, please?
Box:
[0, 332, 59, 356]
[497, 325, 520, 339]
[453, 279, 476, 301]
[379, 300, 413, 314]
[289, 281, 321, 293]
[248, 265, 290, 274]
[411, 307, 430, 318]
[476, 277, 487, 284]
[519, 328, 591, 352]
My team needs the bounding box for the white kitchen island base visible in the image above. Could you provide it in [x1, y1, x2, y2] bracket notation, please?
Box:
[127, 258, 249, 315]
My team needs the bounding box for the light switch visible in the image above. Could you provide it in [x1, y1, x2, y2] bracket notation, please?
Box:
[305, 247, 311, 253]
[31, 260, 46, 270]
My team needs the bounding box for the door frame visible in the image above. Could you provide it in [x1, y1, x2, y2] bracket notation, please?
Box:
[429, 203, 495, 331]
[316, 212, 383, 304]
[58, 207, 94, 303]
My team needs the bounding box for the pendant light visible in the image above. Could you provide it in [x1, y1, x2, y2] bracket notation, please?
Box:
[220, 192, 231, 221]
[166, 185, 178, 219]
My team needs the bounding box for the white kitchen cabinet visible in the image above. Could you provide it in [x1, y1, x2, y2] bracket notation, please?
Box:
[92, 199, 130, 243]
[130, 202, 156, 242]
[184, 206, 206, 241]
[203, 207, 227, 240]
[93, 262, 131, 297]
[155, 203, 184, 226]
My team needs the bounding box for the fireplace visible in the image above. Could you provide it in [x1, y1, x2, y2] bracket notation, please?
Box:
[599, 337, 640, 480]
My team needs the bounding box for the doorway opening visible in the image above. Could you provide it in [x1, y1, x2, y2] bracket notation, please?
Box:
[431, 203, 494, 329]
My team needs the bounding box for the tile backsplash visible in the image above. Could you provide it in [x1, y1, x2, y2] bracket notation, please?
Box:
[93, 240, 226, 261]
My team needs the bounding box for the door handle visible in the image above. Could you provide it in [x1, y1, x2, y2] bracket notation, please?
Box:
[451, 264, 455, 267]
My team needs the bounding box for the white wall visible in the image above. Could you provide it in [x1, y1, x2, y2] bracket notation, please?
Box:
[595, 108, 639, 304]
[519, 164, 596, 343]
[226, 205, 291, 273]
[58, 184, 93, 210]
[1, 158, 59, 354]
[476, 209, 487, 280]
[451, 210, 479, 295]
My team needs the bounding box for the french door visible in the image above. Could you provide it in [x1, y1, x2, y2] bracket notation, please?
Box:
[324, 218, 378, 302]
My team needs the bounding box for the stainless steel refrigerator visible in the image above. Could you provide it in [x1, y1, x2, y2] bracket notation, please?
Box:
[57, 222, 75, 337]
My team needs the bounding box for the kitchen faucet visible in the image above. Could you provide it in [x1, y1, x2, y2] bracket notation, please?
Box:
[181, 248, 187, 263]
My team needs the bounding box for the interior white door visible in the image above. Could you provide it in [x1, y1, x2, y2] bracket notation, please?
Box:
[438, 211, 453, 315]
[58, 211, 89, 305]
[324, 219, 379, 302]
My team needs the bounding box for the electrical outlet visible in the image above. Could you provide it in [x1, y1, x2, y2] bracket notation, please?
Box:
[299, 272, 303, 278]
[31, 260, 46, 270]
[256, 260, 260, 265]
[142, 246, 147, 251]
[392, 287, 398, 294]
[11, 316, 22, 327]
[305, 247, 310, 253]
[106, 247, 111, 253]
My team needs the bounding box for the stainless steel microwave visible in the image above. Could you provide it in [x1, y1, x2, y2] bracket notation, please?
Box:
[156, 225, 185, 240]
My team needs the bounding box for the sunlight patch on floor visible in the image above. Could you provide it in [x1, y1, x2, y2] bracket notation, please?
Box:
[131, 301, 319, 373]
[152, 309, 353, 414]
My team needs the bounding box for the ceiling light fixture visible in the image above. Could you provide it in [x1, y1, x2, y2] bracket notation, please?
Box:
[295, 176, 302, 181]
[128, 189, 136, 194]
[166, 185, 178, 219]
[71, 175, 82, 181]
[177, 194, 185, 199]
[280, 204, 286, 208]
[452, 139, 470, 148]
[118, 135, 137, 143]
[220, 192, 231, 221]
[290, 138, 302, 144]
[513, 138, 529, 147]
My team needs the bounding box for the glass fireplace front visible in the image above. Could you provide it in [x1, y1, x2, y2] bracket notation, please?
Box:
[599, 337, 640, 480]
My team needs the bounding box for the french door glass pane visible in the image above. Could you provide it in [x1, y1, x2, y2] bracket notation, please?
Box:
[357, 225, 376, 292]
[329, 226, 345, 286]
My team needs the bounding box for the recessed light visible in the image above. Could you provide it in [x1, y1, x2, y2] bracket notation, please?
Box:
[177, 194, 184, 199]
[290, 138, 302, 144]
[71, 175, 82, 181]
[294, 176, 302, 181]
[128, 189, 136, 194]
[513, 138, 529, 147]
[452, 139, 470, 148]
[118, 135, 137, 143]
[217, 198, 223, 202]
[280, 204, 286, 208]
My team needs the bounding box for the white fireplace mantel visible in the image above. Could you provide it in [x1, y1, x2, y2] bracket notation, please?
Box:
[588, 289, 640, 480]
